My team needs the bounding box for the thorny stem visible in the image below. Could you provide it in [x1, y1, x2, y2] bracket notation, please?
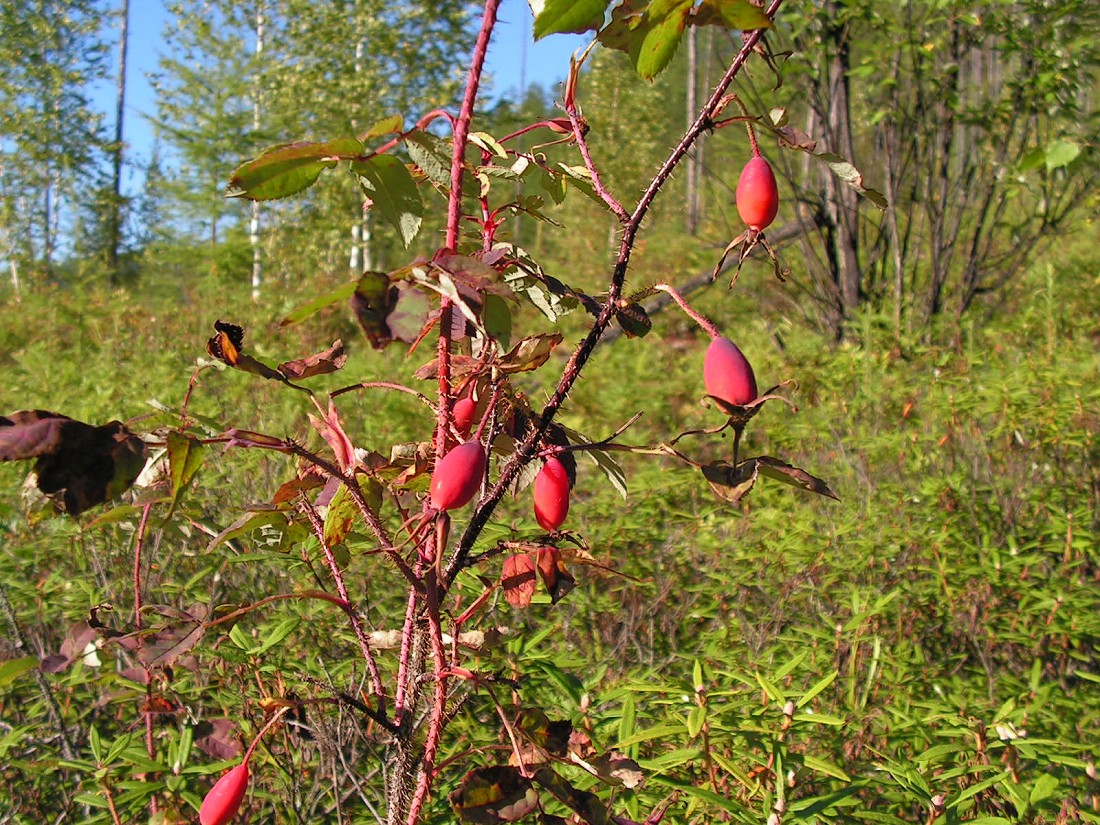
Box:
[434, 0, 500, 463]
[404, 569, 451, 825]
[298, 498, 386, 703]
[733, 94, 761, 158]
[568, 105, 628, 222]
[447, 0, 784, 586]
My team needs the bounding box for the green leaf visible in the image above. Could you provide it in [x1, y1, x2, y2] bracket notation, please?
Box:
[280, 278, 360, 327]
[405, 129, 454, 188]
[0, 657, 37, 688]
[633, 0, 694, 80]
[354, 155, 424, 247]
[226, 138, 364, 200]
[1044, 139, 1080, 171]
[797, 670, 838, 707]
[167, 431, 205, 514]
[1029, 773, 1059, 804]
[253, 618, 300, 655]
[482, 294, 513, 349]
[532, 0, 610, 39]
[362, 113, 403, 140]
[694, 0, 773, 30]
[812, 152, 889, 209]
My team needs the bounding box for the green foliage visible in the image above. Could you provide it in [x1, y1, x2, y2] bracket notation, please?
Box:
[1, 241, 1097, 821]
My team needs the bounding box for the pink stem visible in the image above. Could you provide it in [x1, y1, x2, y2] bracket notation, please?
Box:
[567, 107, 628, 223]
[653, 283, 721, 338]
[298, 499, 386, 702]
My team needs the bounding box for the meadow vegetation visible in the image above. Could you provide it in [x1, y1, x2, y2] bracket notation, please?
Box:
[1, 229, 1096, 822]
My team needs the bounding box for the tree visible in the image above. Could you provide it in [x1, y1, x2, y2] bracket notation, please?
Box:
[0, 0, 108, 287]
[761, 0, 1099, 339]
[151, 0, 269, 276]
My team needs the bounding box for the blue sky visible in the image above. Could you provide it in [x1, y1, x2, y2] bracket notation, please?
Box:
[101, 2, 589, 196]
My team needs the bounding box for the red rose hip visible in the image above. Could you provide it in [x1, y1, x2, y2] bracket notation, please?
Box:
[704, 337, 758, 406]
[735, 155, 779, 231]
[533, 456, 570, 531]
[200, 760, 250, 825]
[430, 440, 487, 511]
[452, 396, 477, 438]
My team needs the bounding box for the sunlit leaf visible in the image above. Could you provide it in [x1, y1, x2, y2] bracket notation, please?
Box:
[226, 138, 363, 200]
[693, 0, 773, 30]
[353, 155, 424, 247]
[533, 0, 610, 39]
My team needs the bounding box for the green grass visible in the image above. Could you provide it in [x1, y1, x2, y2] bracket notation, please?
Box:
[0, 249, 1097, 823]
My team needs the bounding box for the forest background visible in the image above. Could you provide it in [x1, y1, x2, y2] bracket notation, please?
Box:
[0, 0, 1098, 823]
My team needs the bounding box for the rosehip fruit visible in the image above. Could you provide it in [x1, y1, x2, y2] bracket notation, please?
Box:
[704, 337, 758, 406]
[533, 456, 570, 531]
[430, 440, 487, 511]
[735, 155, 779, 231]
[200, 760, 250, 825]
[452, 396, 477, 438]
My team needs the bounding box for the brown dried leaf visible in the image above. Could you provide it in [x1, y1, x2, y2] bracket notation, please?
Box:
[502, 553, 538, 608]
[277, 340, 347, 380]
[536, 547, 576, 604]
[497, 333, 563, 374]
[755, 455, 840, 500]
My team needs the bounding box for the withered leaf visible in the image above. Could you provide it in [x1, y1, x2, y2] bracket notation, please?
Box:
[502, 553, 538, 608]
[138, 603, 210, 669]
[702, 459, 759, 504]
[277, 340, 347, 380]
[194, 718, 244, 761]
[536, 547, 575, 604]
[497, 333, 563, 374]
[349, 271, 401, 350]
[205, 320, 307, 387]
[755, 455, 839, 500]
[0, 411, 147, 515]
[450, 765, 540, 824]
[534, 768, 614, 825]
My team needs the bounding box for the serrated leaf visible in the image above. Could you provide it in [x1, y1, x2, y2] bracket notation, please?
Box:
[405, 130, 453, 188]
[533, 0, 610, 39]
[354, 155, 424, 247]
[497, 333, 563, 374]
[694, 0, 773, 30]
[206, 510, 289, 553]
[226, 138, 363, 200]
[323, 483, 357, 549]
[633, 0, 694, 80]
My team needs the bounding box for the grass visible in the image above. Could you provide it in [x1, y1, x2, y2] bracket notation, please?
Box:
[0, 245, 1097, 823]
